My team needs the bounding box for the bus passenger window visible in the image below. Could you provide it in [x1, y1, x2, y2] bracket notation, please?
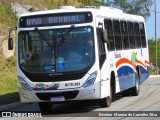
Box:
[134, 22, 141, 48]
[120, 21, 129, 49]
[139, 23, 146, 48]
[113, 20, 122, 50]
[104, 19, 115, 51]
[127, 21, 135, 49]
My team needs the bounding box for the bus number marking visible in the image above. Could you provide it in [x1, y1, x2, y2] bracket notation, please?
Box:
[65, 82, 80, 87]
[26, 18, 41, 26]
[114, 52, 121, 59]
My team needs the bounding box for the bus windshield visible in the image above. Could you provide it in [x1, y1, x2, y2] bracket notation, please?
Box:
[18, 26, 95, 73]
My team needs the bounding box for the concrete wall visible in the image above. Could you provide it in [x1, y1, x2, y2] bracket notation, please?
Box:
[0, 36, 15, 58]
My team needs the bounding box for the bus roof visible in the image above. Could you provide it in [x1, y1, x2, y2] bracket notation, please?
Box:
[19, 6, 145, 22]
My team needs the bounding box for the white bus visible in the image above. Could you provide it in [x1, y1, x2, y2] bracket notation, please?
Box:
[8, 6, 149, 111]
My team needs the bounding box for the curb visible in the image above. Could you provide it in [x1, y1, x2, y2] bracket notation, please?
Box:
[149, 75, 160, 78]
[0, 102, 26, 111]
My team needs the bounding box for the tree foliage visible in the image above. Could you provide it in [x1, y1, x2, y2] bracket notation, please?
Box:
[80, 0, 105, 6]
[148, 39, 160, 68]
[108, 0, 153, 19]
[0, 0, 17, 35]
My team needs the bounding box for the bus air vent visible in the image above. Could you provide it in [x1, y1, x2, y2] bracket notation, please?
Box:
[36, 90, 79, 100]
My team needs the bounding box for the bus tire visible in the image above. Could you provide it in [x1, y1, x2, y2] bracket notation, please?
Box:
[122, 90, 130, 96]
[100, 96, 111, 108]
[130, 72, 140, 96]
[38, 102, 52, 112]
[111, 73, 116, 102]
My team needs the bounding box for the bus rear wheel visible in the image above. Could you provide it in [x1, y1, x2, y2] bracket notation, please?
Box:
[38, 102, 52, 112]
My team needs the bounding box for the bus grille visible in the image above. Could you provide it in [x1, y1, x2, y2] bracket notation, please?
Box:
[36, 91, 79, 100]
[27, 73, 85, 82]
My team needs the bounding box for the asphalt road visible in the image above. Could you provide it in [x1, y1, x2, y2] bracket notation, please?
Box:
[4, 76, 160, 119]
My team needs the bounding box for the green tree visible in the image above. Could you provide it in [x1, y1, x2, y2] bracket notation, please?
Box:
[81, 0, 105, 6]
[148, 39, 160, 68]
[107, 0, 153, 19]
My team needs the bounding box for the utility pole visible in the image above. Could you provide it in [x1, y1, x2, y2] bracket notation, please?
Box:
[154, 0, 158, 74]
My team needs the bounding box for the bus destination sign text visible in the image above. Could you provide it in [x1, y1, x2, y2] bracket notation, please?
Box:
[19, 12, 92, 28]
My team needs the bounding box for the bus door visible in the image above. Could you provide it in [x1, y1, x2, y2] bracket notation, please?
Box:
[96, 17, 111, 98]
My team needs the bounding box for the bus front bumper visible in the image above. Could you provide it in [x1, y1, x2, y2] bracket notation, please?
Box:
[19, 82, 101, 103]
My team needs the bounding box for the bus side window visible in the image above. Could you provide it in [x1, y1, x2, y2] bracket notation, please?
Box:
[97, 28, 106, 69]
[104, 19, 115, 51]
[113, 20, 122, 50]
[134, 22, 141, 48]
[120, 21, 129, 49]
[127, 21, 135, 49]
[23, 33, 33, 56]
[139, 23, 146, 48]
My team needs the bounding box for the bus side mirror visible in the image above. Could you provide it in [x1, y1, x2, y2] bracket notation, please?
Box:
[8, 38, 14, 50]
[102, 29, 107, 43]
[8, 26, 17, 50]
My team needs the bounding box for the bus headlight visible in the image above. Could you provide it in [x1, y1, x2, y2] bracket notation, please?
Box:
[82, 71, 98, 88]
[18, 76, 32, 91]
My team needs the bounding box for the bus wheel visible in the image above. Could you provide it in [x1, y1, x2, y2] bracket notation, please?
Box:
[130, 72, 140, 96]
[38, 102, 52, 112]
[100, 96, 111, 108]
[111, 77, 116, 102]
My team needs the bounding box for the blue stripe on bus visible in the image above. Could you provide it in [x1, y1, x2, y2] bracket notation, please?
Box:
[117, 65, 149, 91]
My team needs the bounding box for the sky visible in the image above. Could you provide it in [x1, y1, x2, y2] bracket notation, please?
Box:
[146, 0, 160, 39]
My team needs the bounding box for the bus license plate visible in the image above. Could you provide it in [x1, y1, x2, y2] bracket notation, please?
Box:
[51, 96, 65, 102]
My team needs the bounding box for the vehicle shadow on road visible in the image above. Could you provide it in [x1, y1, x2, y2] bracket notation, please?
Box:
[42, 100, 101, 116]
[43, 95, 125, 116]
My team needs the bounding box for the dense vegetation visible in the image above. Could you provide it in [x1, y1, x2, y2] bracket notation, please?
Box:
[0, 0, 17, 35]
[108, 0, 153, 19]
[0, 55, 17, 94]
[148, 39, 160, 71]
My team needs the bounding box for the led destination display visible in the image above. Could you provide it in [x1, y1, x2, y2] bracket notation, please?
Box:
[19, 12, 92, 27]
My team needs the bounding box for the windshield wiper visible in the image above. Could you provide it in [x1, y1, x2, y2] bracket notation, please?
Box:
[57, 24, 75, 47]
[64, 24, 75, 39]
[35, 27, 54, 48]
[35, 25, 75, 47]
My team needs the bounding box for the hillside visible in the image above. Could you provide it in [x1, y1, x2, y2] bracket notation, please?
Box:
[0, 0, 105, 36]
[0, 0, 79, 35]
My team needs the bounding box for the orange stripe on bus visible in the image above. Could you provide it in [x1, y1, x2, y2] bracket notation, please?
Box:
[136, 60, 150, 68]
[116, 58, 149, 70]
[145, 60, 150, 65]
[115, 58, 132, 68]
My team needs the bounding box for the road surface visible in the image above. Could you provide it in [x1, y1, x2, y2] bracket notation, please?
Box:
[3, 76, 160, 119]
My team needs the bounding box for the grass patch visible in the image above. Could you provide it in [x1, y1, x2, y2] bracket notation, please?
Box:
[0, 1, 17, 35]
[0, 55, 18, 95]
